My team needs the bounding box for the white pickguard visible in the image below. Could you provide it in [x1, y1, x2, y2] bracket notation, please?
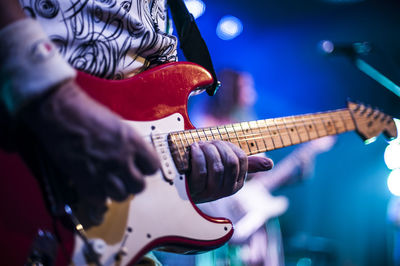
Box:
[72, 113, 233, 265]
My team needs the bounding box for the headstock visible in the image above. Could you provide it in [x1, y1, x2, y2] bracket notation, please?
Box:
[348, 101, 398, 143]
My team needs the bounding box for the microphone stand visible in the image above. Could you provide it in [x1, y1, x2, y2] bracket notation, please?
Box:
[324, 41, 400, 98]
[354, 56, 400, 98]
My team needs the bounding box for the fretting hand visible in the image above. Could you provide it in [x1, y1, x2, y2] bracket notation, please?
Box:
[189, 140, 273, 203]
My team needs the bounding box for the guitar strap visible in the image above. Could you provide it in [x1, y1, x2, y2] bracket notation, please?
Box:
[167, 0, 220, 96]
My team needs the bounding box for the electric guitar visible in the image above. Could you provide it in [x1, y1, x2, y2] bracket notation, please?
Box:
[0, 62, 397, 265]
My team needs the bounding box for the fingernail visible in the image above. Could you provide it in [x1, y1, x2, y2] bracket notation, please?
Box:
[264, 158, 274, 170]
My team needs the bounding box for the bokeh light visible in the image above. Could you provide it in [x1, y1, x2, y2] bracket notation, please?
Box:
[385, 141, 400, 170]
[388, 169, 400, 196]
[184, 0, 206, 19]
[216, 15, 243, 40]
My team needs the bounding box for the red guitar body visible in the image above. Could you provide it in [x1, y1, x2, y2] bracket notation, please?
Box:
[0, 62, 233, 265]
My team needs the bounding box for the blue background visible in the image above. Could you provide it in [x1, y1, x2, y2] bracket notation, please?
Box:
[185, 1, 400, 265]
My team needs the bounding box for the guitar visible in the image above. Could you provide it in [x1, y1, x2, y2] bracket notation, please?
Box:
[0, 62, 397, 265]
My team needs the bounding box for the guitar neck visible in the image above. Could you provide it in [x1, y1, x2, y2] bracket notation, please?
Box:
[169, 108, 355, 173]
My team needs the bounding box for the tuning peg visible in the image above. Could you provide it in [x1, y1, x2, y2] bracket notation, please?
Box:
[365, 105, 374, 117]
[387, 117, 394, 125]
[360, 104, 369, 115]
[373, 108, 381, 119]
[353, 103, 361, 112]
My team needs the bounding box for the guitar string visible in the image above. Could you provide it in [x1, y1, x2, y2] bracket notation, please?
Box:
[155, 107, 383, 141]
[177, 116, 355, 143]
[152, 116, 389, 169]
[185, 110, 354, 137]
[153, 108, 385, 143]
[169, 116, 384, 155]
[179, 109, 382, 142]
[156, 111, 389, 155]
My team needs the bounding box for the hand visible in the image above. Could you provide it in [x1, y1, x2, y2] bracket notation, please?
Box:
[20, 81, 160, 228]
[188, 140, 273, 203]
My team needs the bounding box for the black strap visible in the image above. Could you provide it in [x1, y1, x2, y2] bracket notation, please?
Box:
[167, 0, 220, 96]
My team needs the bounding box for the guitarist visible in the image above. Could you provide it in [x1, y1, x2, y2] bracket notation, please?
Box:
[0, 0, 273, 263]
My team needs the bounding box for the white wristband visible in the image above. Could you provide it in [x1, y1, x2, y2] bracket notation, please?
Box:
[0, 18, 76, 115]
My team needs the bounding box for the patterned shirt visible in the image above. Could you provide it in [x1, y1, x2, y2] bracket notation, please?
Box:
[19, 0, 178, 79]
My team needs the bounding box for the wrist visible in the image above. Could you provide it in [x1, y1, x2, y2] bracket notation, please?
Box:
[0, 18, 76, 116]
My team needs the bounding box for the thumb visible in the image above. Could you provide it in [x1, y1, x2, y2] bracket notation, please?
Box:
[248, 156, 274, 173]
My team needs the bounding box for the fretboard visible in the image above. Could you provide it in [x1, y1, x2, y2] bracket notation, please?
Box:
[168, 109, 356, 173]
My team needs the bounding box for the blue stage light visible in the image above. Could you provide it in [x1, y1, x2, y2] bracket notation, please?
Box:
[320, 40, 334, 53]
[184, 0, 206, 19]
[216, 15, 243, 40]
[385, 140, 400, 170]
[388, 169, 400, 196]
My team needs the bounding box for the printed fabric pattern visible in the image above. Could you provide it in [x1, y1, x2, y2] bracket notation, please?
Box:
[19, 0, 178, 79]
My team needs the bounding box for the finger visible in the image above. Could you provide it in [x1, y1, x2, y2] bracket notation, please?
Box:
[211, 140, 239, 198]
[248, 156, 274, 173]
[125, 125, 160, 175]
[125, 158, 146, 194]
[188, 142, 207, 197]
[196, 142, 224, 202]
[87, 201, 108, 226]
[75, 187, 108, 227]
[133, 145, 160, 175]
[225, 142, 248, 189]
[105, 174, 129, 202]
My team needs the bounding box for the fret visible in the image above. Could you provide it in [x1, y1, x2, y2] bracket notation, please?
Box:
[167, 133, 186, 173]
[241, 122, 259, 153]
[274, 118, 292, 147]
[233, 123, 251, 154]
[169, 133, 183, 159]
[248, 121, 267, 151]
[241, 122, 260, 153]
[339, 110, 356, 131]
[240, 122, 251, 136]
[301, 115, 319, 140]
[282, 117, 301, 144]
[224, 124, 240, 146]
[196, 129, 208, 141]
[288, 115, 309, 142]
[329, 112, 346, 134]
[313, 115, 328, 137]
[184, 131, 195, 145]
[202, 128, 213, 141]
[178, 131, 190, 152]
[320, 113, 337, 135]
[337, 111, 350, 132]
[300, 115, 312, 141]
[217, 126, 229, 142]
[175, 132, 186, 151]
[190, 130, 201, 142]
[265, 119, 284, 149]
[256, 120, 275, 151]
[210, 127, 223, 141]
